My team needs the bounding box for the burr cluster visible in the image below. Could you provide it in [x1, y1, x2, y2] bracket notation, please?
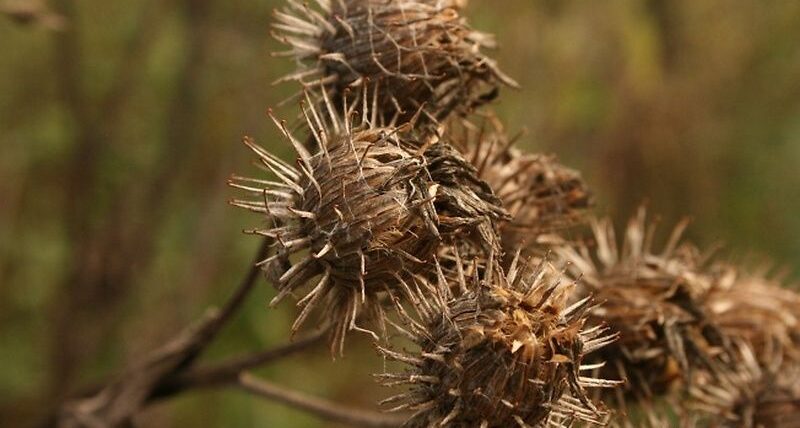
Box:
[231, 1, 800, 425]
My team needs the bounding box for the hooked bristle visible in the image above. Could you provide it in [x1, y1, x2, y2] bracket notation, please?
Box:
[453, 116, 592, 254]
[704, 266, 800, 365]
[233, 98, 441, 355]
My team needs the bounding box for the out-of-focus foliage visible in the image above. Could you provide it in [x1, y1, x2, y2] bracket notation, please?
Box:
[0, 0, 798, 426]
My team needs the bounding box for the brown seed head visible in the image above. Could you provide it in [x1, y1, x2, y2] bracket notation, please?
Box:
[552, 209, 724, 406]
[377, 256, 618, 427]
[232, 92, 512, 355]
[231, 97, 441, 355]
[449, 116, 592, 255]
[272, 0, 517, 125]
[688, 341, 800, 427]
[423, 141, 510, 254]
[705, 266, 800, 365]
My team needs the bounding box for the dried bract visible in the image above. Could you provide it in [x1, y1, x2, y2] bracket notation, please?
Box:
[552, 209, 724, 406]
[231, 98, 441, 355]
[423, 141, 510, 253]
[705, 267, 800, 365]
[232, 91, 511, 355]
[377, 256, 617, 427]
[689, 342, 800, 428]
[458, 122, 591, 253]
[272, 0, 517, 125]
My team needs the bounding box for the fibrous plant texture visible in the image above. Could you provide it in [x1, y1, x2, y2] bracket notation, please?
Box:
[422, 139, 510, 253]
[453, 117, 592, 254]
[231, 96, 439, 354]
[689, 341, 800, 428]
[231, 90, 508, 354]
[552, 209, 725, 407]
[686, 268, 800, 426]
[272, 0, 518, 126]
[225, 0, 800, 425]
[377, 255, 618, 427]
[704, 267, 800, 365]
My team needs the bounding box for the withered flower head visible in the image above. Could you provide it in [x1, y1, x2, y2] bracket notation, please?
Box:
[231, 90, 509, 355]
[689, 341, 800, 427]
[423, 141, 510, 253]
[552, 209, 724, 405]
[231, 93, 441, 355]
[377, 255, 618, 427]
[457, 120, 591, 253]
[272, 0, 518, 125]
[705, 267, 800, 365]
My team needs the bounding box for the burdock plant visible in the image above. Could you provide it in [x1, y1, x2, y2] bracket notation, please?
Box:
[689, 341, 800, 427]
[377, 254, 619, 427]
[272, 0, 518, 125]
[231, 92, 441, 354]
[454, 117, 592, 254]
[62, 1, 800, 426]
[551, 210, 725, 408]
[704, 267, 800, 365]
[231, 88, 508, 354]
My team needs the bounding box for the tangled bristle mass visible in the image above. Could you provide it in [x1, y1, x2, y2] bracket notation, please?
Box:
[232, 96, 442, 354]
[457, 118, 592, 253]
[553, 210, 725, 406]
[377, 256, 618, 427]
[232, 89, 514, 355]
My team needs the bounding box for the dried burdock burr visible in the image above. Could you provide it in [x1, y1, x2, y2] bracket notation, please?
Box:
[272, 0, 518, 126]
[551, 209, 725, 407]
[231, 89, 509, 355]
[377, 254, 618, 427]
[230, 93, 442, 355]
[454, 118, 592, 253]
[704, 266, 800, 365]
[688, 341, 800, 428]
[422, 140, 510, 254]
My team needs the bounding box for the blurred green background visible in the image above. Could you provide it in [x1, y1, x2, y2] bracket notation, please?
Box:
[1, 0, 799, 426]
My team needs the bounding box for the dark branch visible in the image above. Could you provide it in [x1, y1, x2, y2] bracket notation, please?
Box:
[151, 328, 327, 399]
[56, 238, 272, 426]
[238, 373, 405, 428]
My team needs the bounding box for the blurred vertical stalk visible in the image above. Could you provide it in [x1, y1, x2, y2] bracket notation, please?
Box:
[48, 0, 107, 403]
[46, 0, 213, 410]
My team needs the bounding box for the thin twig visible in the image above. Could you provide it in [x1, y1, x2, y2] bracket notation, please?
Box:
[53, 238, 272, 427]
[185, 237, 272, 363]
[238, 373, 405, 428]
[151, 328, 327, 399]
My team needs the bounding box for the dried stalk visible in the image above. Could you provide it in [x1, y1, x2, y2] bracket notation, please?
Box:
[150, 329, 327, 400]
[239, 373, 405, 428]
[57, 239, 272, 426]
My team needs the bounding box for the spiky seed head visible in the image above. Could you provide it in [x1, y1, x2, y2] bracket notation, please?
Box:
[688, 341, 800, 427]
[552, 209, 724, 406]
[377, 256, 618, 427]
[272, 0, 518, 126]
[231, 99, 443, 355]
[460, 121, 592, 254]
[705, 267, 800, 365]
[232, 90, 513, 355]
[422, 141, 510, 254]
